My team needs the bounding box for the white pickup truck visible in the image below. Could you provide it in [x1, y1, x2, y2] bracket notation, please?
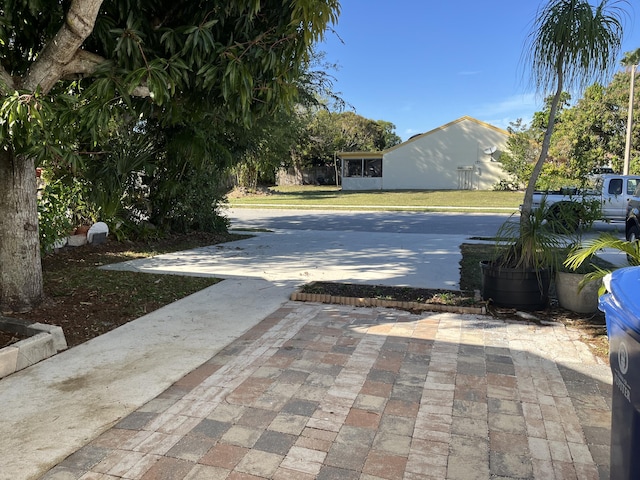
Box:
[532, 174, 640, 223]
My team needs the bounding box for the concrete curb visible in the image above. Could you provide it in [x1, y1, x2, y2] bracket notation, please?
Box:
[0, 317, 67, 379]
[290, 290, 486, 315]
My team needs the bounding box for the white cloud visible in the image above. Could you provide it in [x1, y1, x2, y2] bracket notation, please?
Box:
[475, 93, 540, 128]
[481, 93, 538, 115]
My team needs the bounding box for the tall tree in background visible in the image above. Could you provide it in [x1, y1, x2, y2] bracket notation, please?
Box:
[520, 0, 627, 227]
[550, 84, 612, 177]
[621, 48, 640, 174]
[499, 120, 539, 189]
[0, 0, 340, 311]
[551, 74, 639, 175]
[299, 110, 401, 167]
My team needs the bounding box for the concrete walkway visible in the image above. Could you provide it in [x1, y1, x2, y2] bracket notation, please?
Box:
[0, 279, 291, 480]
[0, 229, 614, 479]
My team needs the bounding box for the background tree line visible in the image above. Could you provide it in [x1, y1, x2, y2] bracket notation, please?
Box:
[38, 67, 403, 250]
[499, 55, 639, 190]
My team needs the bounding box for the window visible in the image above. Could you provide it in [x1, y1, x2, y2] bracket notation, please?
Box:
[345, 159, 363, 177]
[343, 158, 382, 178]
[609, 178, 623, 195]
[628, 179, 639, 195]
[364, 159, 382, 177]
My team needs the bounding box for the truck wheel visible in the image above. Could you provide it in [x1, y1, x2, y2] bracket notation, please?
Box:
[547, 204, 580, 233]
[626, 224, 640, 265]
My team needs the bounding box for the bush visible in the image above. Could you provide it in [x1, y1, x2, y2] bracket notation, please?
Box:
[38, 175, 96, 252]
[493, 179, 520, 191]
[148, 162, 230, 234]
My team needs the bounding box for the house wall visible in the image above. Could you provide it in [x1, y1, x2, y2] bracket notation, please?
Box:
[380, 118, 508, 190]
[342, 177, 383, 190]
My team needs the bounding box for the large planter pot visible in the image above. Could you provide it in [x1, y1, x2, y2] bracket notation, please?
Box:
[480, 261, 550, 311]
[555, 271, 601, 314]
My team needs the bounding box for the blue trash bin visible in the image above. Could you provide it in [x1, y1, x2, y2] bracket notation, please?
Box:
[599, 266, 640, 479]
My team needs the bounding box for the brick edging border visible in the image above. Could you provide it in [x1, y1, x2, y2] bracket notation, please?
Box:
[290, 291, 486, 315]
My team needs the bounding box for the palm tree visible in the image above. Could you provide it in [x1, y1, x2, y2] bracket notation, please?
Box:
[520, 0, 627, 233]
[621, 48, 640, 175]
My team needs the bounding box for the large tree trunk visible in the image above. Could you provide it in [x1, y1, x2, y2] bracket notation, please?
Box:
[0, 151, 43, 312]
[0, 0, 103, 311]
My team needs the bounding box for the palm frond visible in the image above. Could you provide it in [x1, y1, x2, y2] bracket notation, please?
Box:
[565, 233, 640, 269]
[525, 0, 628, 93]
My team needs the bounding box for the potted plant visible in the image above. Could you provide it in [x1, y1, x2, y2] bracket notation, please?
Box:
[563, 234, 640, 297]
[481, 200, 568, 310]
[551, 199, 607, 313]
[555, 245, 615, 313]
[495, 0, 625, 308]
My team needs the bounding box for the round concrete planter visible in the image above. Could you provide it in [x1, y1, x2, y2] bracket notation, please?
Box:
[555, 271, 601, 314]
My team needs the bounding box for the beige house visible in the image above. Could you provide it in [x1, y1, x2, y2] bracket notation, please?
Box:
[339, 116, 510, 191]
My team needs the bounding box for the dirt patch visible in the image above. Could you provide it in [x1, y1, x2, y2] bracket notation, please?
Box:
[227, 186, 273, 198]
[6, 232, 246, 348]
[0, 330, 28, 349]
[300, 282, 479, 306]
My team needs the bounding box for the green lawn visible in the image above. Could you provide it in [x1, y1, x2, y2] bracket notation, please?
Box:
[229, 186, 523, 213]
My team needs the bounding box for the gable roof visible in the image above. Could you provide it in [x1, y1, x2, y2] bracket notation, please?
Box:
[384, 116, 509, 154]
[337, 116, 509, 158]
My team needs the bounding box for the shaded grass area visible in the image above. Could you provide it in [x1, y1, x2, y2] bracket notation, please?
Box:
[459, 243, 493, 292]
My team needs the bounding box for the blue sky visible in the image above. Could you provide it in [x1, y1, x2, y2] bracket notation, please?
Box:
[318, 1, 640, 141]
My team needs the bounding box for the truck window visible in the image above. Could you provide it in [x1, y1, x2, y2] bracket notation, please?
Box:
[628, 179, 639, 195]
[609, 178, 623, 195]
[592, 177, 603, 191]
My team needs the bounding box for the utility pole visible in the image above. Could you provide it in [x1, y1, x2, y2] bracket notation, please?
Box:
[624, 62, 636, 175]
[622, 48, 640, 175]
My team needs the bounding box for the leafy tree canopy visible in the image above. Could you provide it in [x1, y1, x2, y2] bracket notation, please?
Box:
[500, 61, 639, 190]
[0, 0, 341, 158]
[297, 110, 401, 167]
[0, 0, 341, 310]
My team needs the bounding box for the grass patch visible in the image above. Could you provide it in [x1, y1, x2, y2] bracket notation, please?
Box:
[230, 186, 522, 213]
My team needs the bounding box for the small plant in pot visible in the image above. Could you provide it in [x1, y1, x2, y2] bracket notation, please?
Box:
[564, 234, 640, 298]
[556, 245, 615, 314]
[481, 200, 568, 310]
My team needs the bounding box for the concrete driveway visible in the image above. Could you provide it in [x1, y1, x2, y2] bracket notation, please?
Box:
[101, 229, 468, 290]
[0, 214, 616, 480]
